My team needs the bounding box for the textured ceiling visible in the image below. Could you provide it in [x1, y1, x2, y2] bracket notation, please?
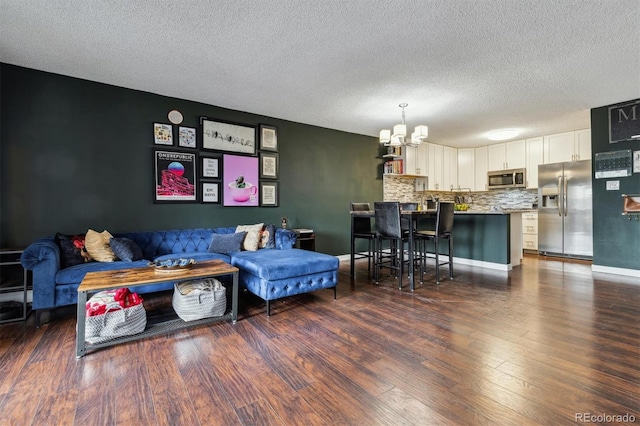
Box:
[1, 0, 639, 148]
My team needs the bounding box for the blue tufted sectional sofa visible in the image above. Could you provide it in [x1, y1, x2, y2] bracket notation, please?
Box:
[21, 227, 339, 325]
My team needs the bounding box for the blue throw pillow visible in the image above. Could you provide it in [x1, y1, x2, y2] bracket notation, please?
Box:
[110, 237, 144, 262]
[208, 231, 247, 254]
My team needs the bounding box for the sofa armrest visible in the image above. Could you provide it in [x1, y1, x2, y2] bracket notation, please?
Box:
[275, 229, 297, 250]
[20, 238, 60, 310]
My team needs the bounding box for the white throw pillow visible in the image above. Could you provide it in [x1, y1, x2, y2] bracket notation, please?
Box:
[235, 223, 264, 251]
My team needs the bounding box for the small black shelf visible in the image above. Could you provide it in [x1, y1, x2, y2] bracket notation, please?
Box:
[0, 249, 30, 323]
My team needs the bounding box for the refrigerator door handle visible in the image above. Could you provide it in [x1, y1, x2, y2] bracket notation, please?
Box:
[557, 176, 563, 216]
[563, 176, 568, 217]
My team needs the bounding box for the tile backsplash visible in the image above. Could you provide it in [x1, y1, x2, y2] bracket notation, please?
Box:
[383, 176, 538, 211]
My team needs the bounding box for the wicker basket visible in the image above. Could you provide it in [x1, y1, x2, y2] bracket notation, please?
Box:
[172, 278, 227, 321]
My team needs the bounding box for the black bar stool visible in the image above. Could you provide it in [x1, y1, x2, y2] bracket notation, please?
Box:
[416, 202, 454, 284]
[350, 202, 376, 272]
[374, 201, 409, 289]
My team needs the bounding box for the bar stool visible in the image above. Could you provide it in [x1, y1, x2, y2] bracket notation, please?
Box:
[416, 202, 454, 284]
[373, 201, 409, 289]
[350, 202, 376, 272]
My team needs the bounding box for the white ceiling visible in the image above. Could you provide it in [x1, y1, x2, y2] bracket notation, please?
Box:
[2, 0, 639, 148]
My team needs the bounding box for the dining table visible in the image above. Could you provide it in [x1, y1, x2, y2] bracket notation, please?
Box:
[350, 208, 437, 291]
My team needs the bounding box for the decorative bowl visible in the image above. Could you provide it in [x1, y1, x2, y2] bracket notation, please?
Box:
[149, 258, 196, 272]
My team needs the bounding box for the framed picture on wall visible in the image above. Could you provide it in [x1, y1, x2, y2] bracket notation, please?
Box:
[154, 123, 173, 145]
[260, 181, 279, 207]
[222, 154, 259, 207]
[201, 155, 222, 179]
[260, 152, 279, 179]
[178, 126, 197, 148]
[153, 149, 197, 203]
[201, 117, 256, 155]
[259, 124, 278, 152]
[201, 181, 221, 203]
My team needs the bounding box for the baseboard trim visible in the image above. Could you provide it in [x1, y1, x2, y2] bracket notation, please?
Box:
[338, 252, 512, 271]
[592, 265, 640, 278]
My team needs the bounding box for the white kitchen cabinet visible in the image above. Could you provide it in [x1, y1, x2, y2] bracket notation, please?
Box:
[474, 146, 488, 191]
[427, 143, 444, 190]
[402, 144, 427, 176]
[522, 211, 538, 251]
[526, 137, 544, 188]
[544, 130, 591, 163]
[487, 140, 526, 171]
[457, 148, 475, 190]
[442, 146, 457, 191]
[574, 129, 591, 161]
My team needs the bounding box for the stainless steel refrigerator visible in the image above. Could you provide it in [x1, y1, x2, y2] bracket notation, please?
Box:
[538, 160, 593, 259]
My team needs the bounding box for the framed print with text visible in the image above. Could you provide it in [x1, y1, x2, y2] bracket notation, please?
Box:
[201, 117, 256, 155]
[259, 124, 278, 152]
[153, 149, 196, 203]
[201, 181, 221, 203]
[260, 152, 279, 179]
[201, 155, 221, 179]
[260, 181, 278, 207]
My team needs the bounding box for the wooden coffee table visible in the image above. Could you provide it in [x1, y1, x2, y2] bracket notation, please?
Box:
[76, 259, 239, 358]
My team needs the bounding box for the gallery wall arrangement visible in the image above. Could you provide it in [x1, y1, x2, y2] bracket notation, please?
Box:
[0, 63, 381, 255]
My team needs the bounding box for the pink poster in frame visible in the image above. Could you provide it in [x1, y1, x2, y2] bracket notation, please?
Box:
[223, 154, 259, 206]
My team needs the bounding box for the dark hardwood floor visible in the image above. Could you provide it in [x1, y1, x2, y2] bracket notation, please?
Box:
[1, 254, 639, 425]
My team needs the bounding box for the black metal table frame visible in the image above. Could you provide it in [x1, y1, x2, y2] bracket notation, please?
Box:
[76, 268, 238, 358]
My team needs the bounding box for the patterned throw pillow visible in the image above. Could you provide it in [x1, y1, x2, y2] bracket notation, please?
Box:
[235, 223, 264, 251]
[55, 232, 93, 268]
[208, 231, 247, 254]
[85, 229, 118, 262]
[259, 224, 276, 249]
[110, 237, 144, 262]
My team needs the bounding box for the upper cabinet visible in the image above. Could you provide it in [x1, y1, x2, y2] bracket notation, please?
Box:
[427, 143, 444, 190]
[525, 137, 544, 188]
[457, 148, 475, 190]
[543, 130, 591, 163]
[474, 146, 488, 191]
[442, 146, 458, 191]
[487, 140, 526, 171]
[574, 129, 591, 161]
[402, 144, 428, 176]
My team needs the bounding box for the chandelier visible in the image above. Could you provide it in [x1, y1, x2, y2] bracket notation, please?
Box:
[379, 103, 428, 147]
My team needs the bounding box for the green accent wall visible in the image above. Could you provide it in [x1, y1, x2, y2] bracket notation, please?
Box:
[591, 100, 640, 270]
[0, 64, 383, 254]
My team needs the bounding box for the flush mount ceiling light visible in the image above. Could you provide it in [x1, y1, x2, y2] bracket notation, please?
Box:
[379, 103, 428, 147]
[486, 128, 519, 141]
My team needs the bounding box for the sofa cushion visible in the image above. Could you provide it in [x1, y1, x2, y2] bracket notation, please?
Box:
[231, 248, 339, 280]
[208, 231, 246, 254]
[236, 223, 264, 251]
[55, 232, 93, 268]
[85, 229, 117, 262]
[110, 237, 144, 262]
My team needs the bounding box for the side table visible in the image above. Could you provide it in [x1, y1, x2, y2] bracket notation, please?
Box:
[0, 248, 30, 323]
[293, 228, 315, 251]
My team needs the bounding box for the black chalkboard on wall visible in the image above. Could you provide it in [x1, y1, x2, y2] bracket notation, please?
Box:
[608, 99, 640, 143]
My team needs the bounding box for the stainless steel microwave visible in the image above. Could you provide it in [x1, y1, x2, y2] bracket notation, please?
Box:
[487, 168, 526, 189]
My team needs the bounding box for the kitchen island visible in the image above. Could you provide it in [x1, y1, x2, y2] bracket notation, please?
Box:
[450, 211, 522, 271]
